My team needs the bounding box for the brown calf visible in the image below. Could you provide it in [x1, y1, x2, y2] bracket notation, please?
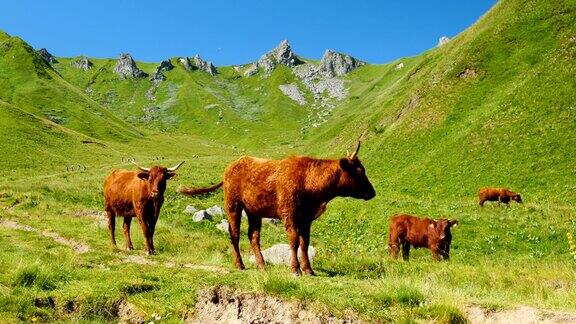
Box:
[478, 187, 522, 207]
[180, 142, 376, 275]
[388, 214, 458, 261]
[103, 161, 184, 255]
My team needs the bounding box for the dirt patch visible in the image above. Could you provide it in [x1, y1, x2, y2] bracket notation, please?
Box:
[183, 263, 230, 274]
[458, 68, 478, 79]
[120, 256, 229, 274]
[0, 218, 90, 254]
[123, 255, 156, 266]
[116, 299, 145, 324]
[467, 305, 576, 323]
[188, 286, 359, 323]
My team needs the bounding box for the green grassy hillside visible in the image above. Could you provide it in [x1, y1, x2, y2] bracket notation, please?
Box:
[1, 0, 575, 322]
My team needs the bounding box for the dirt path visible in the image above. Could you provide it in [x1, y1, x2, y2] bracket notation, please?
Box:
[0, 218, 90, 254]
[467, 305, 576, 324]
[119, 255, 229, 274]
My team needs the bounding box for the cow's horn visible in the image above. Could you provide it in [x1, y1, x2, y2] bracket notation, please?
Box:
[131, 161, 151, 172]
[167, 161, 185, 172]
[350, 141, 361, 159]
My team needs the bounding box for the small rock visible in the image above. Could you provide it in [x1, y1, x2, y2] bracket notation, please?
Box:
[113, 53, 147, 79]
[183, 205, 198, 214]
[206, 205, 225, 217]
[395, 62, 404, 70]
[248, 243, 316, 265]
[71, 56, 93, 70]
[37, 48, 58, 64]
[438, 36, 450, 47]
[459, 68, 477, 79]
[193, 210, 212, 222]
[216, 219, 229, 233]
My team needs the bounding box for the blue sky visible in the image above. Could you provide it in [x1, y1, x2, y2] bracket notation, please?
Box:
[0, 0, 497, 65]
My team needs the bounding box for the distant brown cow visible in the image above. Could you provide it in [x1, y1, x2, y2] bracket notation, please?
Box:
[388, 214, 458, 261]
[478, 187, 522, 207]
[180, 142, 376, 275]
[103, 161, 184, 255]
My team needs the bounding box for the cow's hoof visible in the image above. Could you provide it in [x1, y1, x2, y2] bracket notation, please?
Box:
[235, 263, 246, 270]
[291, 269, 302, 277]
[303, 269, 315, 276]
[146, 250, 155, 256]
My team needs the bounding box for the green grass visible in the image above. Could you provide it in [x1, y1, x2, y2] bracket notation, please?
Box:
[1, 0, 576, 322]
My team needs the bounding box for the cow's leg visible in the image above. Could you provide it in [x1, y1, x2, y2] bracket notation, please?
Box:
[247, 214, 265, 270]
[147, 216, 158, 254]
[136, 216, 154, 255]
[284, 216, 301, 276]
[106, 209, 117, 247]
[226, 202, 245, 270]
[401, 242, 410, 261]
[479, 199, 485, 207]
[298, 220, 314, 275]
[123, 217, 134, 250]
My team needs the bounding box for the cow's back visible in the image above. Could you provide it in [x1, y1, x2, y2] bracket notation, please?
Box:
[390, 214, 432, 248]
[479, 187, 506, 201]
[104, 170, 140, 215]
[223, 156, 300, 218]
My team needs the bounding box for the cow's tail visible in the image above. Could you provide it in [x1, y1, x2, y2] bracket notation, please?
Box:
[178, 181, 223, 196]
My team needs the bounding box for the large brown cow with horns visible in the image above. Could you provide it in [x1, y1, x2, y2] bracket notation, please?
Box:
[103, 161, 184, 255]
[180, 142, 376, 275]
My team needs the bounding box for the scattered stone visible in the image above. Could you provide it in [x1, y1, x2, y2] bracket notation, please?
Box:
[243, 63, 258, 77]
[257, 40, 303, 74]
[459, 68, 478, 79]
[278, 84, 307, 105]
[117, 300, 145, 324]
[193, 210, 212, 222]
[71, 56, 93, 70]
[466, 305, 576, 324]
[113, 53, 147, 79]
[205, 205, 225, 217]
[215, 219, 229, 233]
[183, 205, 198, 214]
[179, 57, 193, 70]
[395, 62, 404, 70]
[438, 36, 450, 47]
[36, 48, 58, 64]
[248, 243, 316, 265]
[318, 49, 364, 77]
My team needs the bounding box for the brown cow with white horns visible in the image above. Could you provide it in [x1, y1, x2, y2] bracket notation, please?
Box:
[179, 142, 376, 275]
[103, 161, 184, 255]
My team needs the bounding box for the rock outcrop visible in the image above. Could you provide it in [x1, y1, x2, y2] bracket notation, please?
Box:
[114, 53, 147, 79]
[37, 48, 58, 64]
[150, 59, 174, 83]
[243, 64, 258, 77]
[438, 36, 450, 47]
[179, 55, 217, 75]
[256, 40, 303, 74]
[71, 56, 92, 70]
[318, 50, 364, 77]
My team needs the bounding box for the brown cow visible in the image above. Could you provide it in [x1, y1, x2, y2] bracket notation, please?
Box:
[179, 142, 376, 275]
[388, 214, 458, 261]
[478, 187, 522, 207]
[103, 161, 184, 255]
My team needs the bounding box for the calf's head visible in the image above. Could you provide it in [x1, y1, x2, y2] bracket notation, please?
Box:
[134, 161, 185, 197]
[337, 142, 376, 200]
[429, 219, 458, 242]
[512, 193, 522, 203]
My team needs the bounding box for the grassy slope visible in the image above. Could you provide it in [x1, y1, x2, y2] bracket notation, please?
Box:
[1, 0, 576, 322]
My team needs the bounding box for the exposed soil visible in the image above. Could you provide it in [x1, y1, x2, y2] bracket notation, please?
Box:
[187, 285, 359, 324]
[467, 305, 576, 324]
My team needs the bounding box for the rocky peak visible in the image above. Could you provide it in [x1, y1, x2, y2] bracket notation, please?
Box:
[179, 55, 217, 75]
[37, 48, 58, 64]
[257, 40, 303, 73]
[113, 53, 147, 79]
[318, 50, 364, 77]
[71, 56, 93, 71]
[150, 59, 174, 83]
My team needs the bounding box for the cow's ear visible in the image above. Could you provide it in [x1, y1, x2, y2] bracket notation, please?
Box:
[137, 172, 150, 181]
[166, 172, 178, 180]
[450, 220, 458, 227]
[339, 158, 352, 171]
